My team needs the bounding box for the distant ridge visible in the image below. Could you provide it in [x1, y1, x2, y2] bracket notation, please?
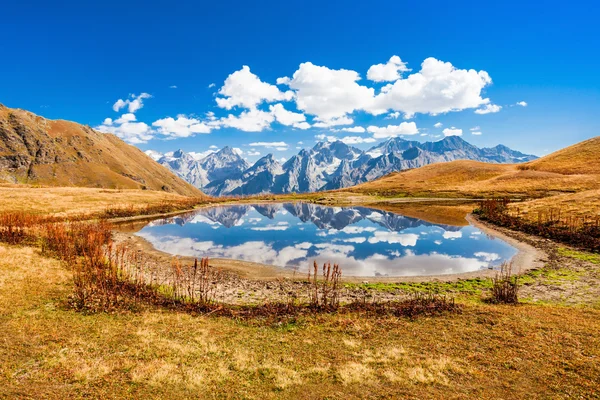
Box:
[344, 136, 600, 198]
[152, 136, 537, 196]
[0, 104, 203, 196]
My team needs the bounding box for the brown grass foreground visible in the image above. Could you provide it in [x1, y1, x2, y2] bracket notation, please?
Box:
[1, 243, 599, 398]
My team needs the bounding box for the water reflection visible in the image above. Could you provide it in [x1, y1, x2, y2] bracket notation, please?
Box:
[137, 203, 517, 277]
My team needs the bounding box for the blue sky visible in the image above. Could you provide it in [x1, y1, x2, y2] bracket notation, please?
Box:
[1, 0, 599, 163]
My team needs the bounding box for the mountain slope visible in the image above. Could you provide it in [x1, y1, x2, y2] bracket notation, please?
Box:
[519, 136, 600, 175]
[0, 104, 203, 196]
[344, 137, 600, 198]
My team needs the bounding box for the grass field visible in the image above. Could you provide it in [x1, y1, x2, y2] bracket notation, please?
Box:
[1, 243, 599, 399]
[0, 185, 206, 217]
[343, 137, 600, 199]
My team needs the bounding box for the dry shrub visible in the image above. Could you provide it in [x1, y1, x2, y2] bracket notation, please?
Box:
[346, 292, 462, 319]
[475, 199, 600, 252]
[0, 212, 42, 245]
[170, 258, 223, 305]
[489, 262, 519, 304]
[307, 261, 342, 310]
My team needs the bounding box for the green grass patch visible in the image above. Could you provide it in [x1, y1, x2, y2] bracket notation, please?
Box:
[520, 266, 584, 286]
[345, 278, 493, 295]
[557, 247, 600, 264]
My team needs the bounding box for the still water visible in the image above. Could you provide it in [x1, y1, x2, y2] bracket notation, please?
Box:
[136, 203, 517, 277]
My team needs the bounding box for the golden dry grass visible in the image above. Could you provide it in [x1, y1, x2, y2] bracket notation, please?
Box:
[344, 160, 599, 198]
[343, 137, 600, 199]
[510, 189, 600, 219]
[1, 244, 599, 399]
[0, 185, 200, 217]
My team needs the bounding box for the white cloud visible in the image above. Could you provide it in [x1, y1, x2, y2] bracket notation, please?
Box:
[215, 108, 275, 132]
[209, 145, 218, 149]
[169, 85, 177, 89]
[442, 231, 462, 240]
[251, 225, 288, 231]
[338, 136, 376, 144]
[95, 113, 152, 144]
[370, 57, 493, 118]
[278, 62, 379, 125]
[339, 126, 366, 133]
[474, 104, 502, 114]
[112, 93, 152, 113]
[367, 122, 419, 139]
[386, 111, 401, 119]
[470, 126, 480, 131]
[342, 237, 367, 244]
[367, 55, 410, 82]
[312, 116, 354, 128]
[474, 252, 500, 262]
[368, 231, 419, 246]
[188, 149, 217, 160]
[248, 141, 289, 150]
[232, 147, 243, 155]
[247, 151, 261, 156]
[208, 83, 216, 88]
[516, 101, 528, 107]
[434, 122, 443, 128]
[471, 131, 482, 136]
[269, 103, 310, 129]
[442, 127, 462, 137]
[152, 115, 212, 138]
[216, 65, 293, 110]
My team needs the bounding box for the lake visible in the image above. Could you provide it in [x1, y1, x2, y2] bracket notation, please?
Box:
[136, 203, 518, 277]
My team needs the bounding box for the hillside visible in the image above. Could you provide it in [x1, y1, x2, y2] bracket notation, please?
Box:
[519, 136, 600, 175]
[344, 137, 600, 198]
[0, 104, 203, 197]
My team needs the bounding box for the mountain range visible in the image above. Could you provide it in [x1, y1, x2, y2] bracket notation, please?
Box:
[148, 136, 538, 196]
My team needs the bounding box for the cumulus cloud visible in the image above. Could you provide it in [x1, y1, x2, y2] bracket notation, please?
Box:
[112, 93, 152, 113]
[247, 150, 260, 156]
[269, 103, 310, 129]
[474, 104, 502, 114]
[367, 122, 419, 139]
[368, 231, 419, 246]
[516, 101, 528, 107]
[338, 126, 366, 133]
[314, 134, 375, 144]
[95, 113, 152, 144]
[386, 111, 401, 119]
[471, 131, 482, 135]
[152, 115, 212, 138]
[434, 122, 443, 128]
[278, 62, 379, 125]
[216, 65, 293, 110]
[370, 57, 493, 119]
[215, 108, 275, 132]
[442, 127, 462, 137]
[442, 231, 463, 239]
[367, 55, 410, 82]
[248, 141, 289, 150]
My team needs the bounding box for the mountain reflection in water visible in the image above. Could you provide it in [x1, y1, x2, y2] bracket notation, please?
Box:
[136, 203, 517, 277]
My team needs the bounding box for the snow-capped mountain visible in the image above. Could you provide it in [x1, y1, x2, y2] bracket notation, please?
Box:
[147, 146, 248, 190]
[149, 136, 537, 196]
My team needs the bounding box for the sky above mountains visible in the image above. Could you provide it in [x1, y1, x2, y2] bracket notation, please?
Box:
[1, 0, 599, 163]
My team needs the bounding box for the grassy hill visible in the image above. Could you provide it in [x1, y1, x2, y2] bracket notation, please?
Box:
[0, 104, 202, 197]
[343, 137, 600, 198]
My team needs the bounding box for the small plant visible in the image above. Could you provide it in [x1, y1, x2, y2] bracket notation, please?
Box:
[489, 262, 519, 304]
[170, 257, 223, 305]
[307, 261, 342, 309]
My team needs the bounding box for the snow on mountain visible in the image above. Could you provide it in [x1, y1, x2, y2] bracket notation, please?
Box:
[149, 136, 538, 196]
